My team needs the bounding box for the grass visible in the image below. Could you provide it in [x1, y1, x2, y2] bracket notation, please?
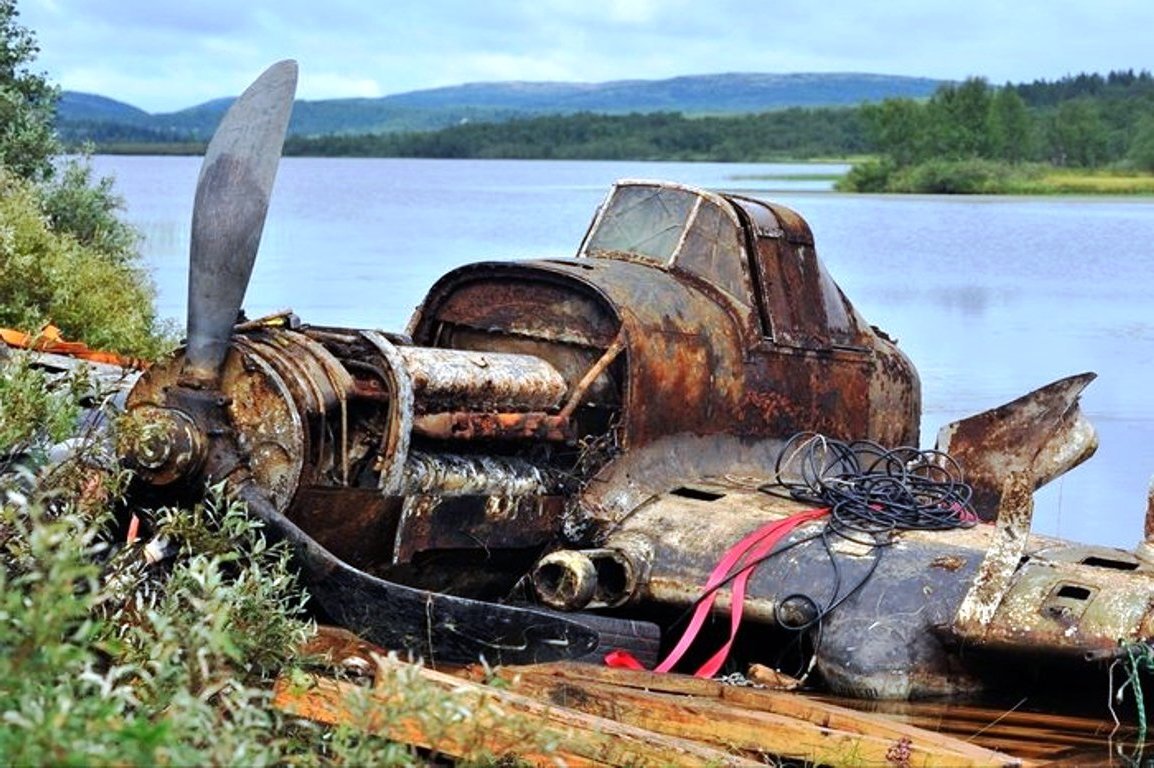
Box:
[1016, 169, 1154, 195]
[838, 157, 1154, 195]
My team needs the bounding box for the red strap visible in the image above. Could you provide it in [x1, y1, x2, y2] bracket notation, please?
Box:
[604, 649, 645, 669]
[653, 507, 828, 676]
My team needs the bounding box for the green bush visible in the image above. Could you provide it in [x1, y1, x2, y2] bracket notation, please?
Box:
[0, 486, 315, 766]
[839, 158, 1054, 194]
[41, 151, 141, 263]
[889, 158, 998, 193]
[0, 165, 173, 358]
[0, 352, 81, 457]
[835, 158, 895, 192]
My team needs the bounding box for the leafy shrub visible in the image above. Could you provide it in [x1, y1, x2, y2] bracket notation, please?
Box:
[0, 165, 173, 358]
[0, 486, 314, 765]
[892, 158, 1010, 193]
[835, 158, 895, 192]
[840, 158, 1052, 194]
[0, 352, 82, 457]
[41, 150, 141, 263]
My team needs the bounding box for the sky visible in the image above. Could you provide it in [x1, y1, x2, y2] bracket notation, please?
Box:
[16, 0, 1154, 114]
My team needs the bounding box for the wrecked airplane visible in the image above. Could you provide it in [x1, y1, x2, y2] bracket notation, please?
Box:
[96, 60, 1154, 703]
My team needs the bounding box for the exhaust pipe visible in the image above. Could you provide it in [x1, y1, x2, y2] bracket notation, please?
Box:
[531, 537, 651, 610]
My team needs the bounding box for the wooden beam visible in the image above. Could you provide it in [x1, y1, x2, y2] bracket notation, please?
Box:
[272, 658, 759, 767]
[488, 663, 1027, 767]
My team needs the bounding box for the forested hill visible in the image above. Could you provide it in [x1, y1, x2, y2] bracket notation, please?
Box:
[57, 72, 944, 144]
[377, 72, 944, 112]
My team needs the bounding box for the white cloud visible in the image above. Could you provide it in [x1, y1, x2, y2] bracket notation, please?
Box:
[298, 72, 382, 101]
[17, 0, 1154, 111]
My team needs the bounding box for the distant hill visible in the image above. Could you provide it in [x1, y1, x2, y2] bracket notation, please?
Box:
[56, 72, 947, 146]
[57, 92, 151, 123]
[385, 72, 944, 112]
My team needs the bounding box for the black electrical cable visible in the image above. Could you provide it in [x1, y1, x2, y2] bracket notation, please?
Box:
[762, 432, 977, 538]
[666, 432, 977, 678]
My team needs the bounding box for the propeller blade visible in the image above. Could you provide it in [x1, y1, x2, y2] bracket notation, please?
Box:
[183, 59, 298, 385]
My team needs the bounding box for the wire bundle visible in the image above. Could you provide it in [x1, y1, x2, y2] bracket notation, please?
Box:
[664, 433, 979, 679]
[764, 432, 978, 542]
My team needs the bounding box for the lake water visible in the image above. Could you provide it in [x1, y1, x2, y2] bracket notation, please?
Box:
[91, 155, 1154, 550]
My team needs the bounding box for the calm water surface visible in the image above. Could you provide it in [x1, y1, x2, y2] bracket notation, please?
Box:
[92, 155, 1154, 549]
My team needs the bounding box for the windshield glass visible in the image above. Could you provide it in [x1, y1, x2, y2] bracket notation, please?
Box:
[583, 184, 694, 264]
[582, 183, 748, 300]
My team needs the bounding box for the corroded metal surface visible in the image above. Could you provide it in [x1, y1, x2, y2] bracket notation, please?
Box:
[936, 372, 1098, 520]
[399, 450, 557, 496]
[391, 494, 562, 565]
[951, 473, 1034, 637]
[412, 411, 571, 442]
[123, 168, 1137, 697]
[397, 346, 567, 413]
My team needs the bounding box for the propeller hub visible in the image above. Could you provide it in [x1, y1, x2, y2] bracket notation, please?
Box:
[121, 405, 206, 486]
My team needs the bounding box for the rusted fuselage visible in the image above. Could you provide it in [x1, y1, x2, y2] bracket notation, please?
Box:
[127, 179, 919, 573]
[123, 178, 1132, 699]
[411, 182, 919, 452]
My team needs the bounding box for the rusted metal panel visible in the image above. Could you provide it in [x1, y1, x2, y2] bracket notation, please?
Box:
[415, 268, 620, 348]
[412, 411, 572, 441]
[947, 556, 1154, 656]
[289, 486, 400, 572]
[729, 197, 836, 349]
[392, 494, 563, 564]
[867, 336, 923, 448]
[397, 346, 567, 413]
[936, 372, 1098, 520]
[951, 473, 1035, 638]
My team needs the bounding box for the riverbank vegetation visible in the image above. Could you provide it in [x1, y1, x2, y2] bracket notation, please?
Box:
[838, 73, 1154, 193]
[0, 0, 170, 357]
[85, 66, 1154, 194]
[283, 107, 871, 162]
[284, 71, 1154, 195]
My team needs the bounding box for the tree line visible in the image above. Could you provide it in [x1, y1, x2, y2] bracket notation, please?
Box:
[861, 72, 1154, 170]
[283, 107, 870, 162]
[276, 70, 1154, 178]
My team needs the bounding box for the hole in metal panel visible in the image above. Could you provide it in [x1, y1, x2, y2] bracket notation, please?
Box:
[1056, 584, 1092, 601]
[1081, 556, 1139, 571]
[670, 486, 725, 502]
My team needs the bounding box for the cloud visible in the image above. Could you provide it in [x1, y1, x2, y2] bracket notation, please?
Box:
[17, 0, 1154, 112]
[297, 72, 382, 102]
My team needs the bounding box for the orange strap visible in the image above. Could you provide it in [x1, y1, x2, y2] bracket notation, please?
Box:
[1, 325, 148, 370]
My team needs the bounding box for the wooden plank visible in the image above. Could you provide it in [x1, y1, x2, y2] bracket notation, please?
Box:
[824, 696, 1130, 761]
[272, 661, 760, 767]
[291, 627, 1108, 765]
[492, 663, 1027, 767]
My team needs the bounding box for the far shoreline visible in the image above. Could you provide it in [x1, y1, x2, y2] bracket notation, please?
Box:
[80, 146, 1154, 195]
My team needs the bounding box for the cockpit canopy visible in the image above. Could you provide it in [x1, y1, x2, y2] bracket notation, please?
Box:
[577, 180, 750, 302]
[577, 179, 868, 350]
